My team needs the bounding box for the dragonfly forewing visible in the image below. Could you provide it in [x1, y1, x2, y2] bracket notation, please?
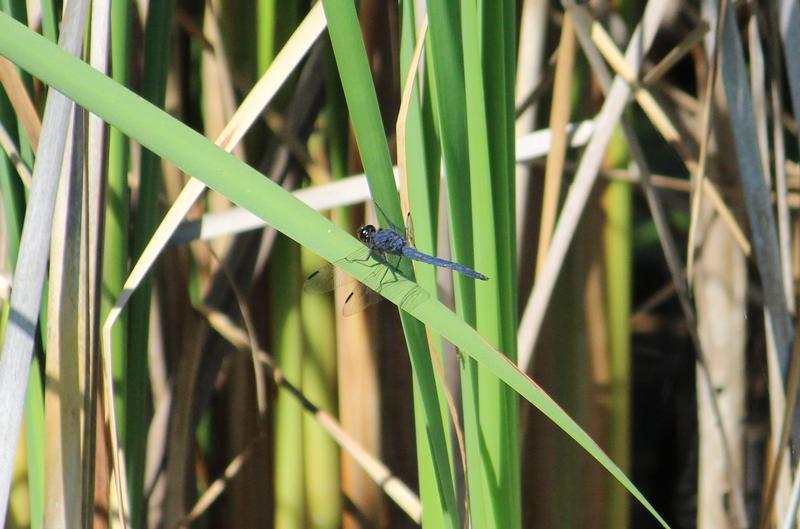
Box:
[304, 266, 383, 315]
[303, 264, 346, 294]
[304, 248, 428, 316]
[341, 285, 382, 316]
[303, 247, 387, 315]
[302, 246, 373, 294]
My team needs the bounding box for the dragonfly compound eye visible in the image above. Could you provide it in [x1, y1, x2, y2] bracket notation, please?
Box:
[357, 225, 375, 243]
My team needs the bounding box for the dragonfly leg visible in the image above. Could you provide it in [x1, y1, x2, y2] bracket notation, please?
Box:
[350, 250, 386, 269]
[378, 254, 402, 287]
[369, 253, 399, 294]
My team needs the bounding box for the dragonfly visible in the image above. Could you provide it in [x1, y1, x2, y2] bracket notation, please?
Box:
[304, 212, 489, 315]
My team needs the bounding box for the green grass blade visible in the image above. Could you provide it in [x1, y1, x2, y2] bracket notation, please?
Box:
[105, 0, 131, 507]
[22, 355, 44, 529]
[460, 1, 521, 527]
[300, 249, 341, 529]
[271, 236, 305, 529]
[398, 8, 452, 528]
[426, 0, 478, 323]
[321, 3, 460, 528]
[125, 0, 176, 521]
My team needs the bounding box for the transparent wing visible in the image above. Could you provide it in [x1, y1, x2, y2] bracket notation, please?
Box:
[303, 247, 384, 316]
[371, 200, 410, 242]
[341, 284, 382, 316]
[345, 257, 430, 316]
[303, 246, 374, 293]
[404, 211, 414, 247]
[304, 248, 429, 316]
[303, 263, 352, 293]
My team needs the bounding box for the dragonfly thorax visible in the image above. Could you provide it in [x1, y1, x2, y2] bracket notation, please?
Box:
[357, 224, 407, 254]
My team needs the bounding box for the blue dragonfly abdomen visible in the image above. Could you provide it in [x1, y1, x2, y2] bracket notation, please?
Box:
[401, 247, 489, 281]
[357, 223, 489, 281]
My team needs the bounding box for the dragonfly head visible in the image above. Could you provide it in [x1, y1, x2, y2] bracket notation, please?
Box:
[357, 224, 376, 244]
